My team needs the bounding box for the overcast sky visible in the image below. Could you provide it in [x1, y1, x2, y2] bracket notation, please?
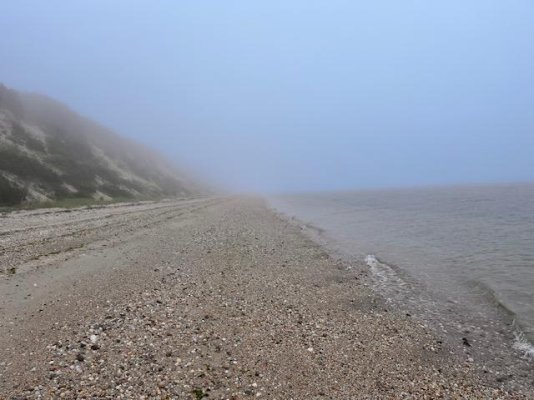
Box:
[1, 1, 533, 192]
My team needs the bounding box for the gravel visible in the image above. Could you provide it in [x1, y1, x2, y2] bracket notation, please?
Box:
[0, 197, 531, 399]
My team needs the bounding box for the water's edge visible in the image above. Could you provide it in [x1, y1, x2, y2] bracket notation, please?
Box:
[268, 198, 534, 391]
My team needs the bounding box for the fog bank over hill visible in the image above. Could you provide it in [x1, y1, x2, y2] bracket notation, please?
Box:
[0, 84, 201, 206]
[1, 2, 533, 193]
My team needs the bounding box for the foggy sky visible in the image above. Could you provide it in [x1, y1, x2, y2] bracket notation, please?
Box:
[1, 1, 533, 193]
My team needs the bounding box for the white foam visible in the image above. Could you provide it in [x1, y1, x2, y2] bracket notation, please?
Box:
[513, 331, 534, 361]
[364, 254, 378, 267]
[365, 254, 390, 283]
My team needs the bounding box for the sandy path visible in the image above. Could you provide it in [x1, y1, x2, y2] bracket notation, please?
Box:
[0, 197, 530, 398]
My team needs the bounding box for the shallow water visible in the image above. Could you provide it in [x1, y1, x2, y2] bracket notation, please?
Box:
[270, 183, 534, 347]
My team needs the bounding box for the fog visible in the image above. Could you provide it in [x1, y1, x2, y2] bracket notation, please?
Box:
[1, 1, 533, 193]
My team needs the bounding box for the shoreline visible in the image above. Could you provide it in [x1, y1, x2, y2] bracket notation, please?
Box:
[271, 205, 534, 392]
[0, 197, 532, 398]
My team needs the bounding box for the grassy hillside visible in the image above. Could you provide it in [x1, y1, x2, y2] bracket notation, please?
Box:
[0, 84, 198, 206]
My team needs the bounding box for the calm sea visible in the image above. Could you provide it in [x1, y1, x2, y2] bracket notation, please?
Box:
[270, 183, 534, 352]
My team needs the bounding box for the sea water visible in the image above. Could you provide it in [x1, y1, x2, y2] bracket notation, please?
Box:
[270, 183, 534, 356]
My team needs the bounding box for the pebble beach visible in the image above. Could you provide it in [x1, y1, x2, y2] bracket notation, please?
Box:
[0, 197, 531, 399]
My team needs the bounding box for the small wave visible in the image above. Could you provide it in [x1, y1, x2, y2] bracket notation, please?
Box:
[301, 222, 326, 235]
[364, 254, 379, 268]
[364, 254, 413, 303]
[365, 254, 388, 283]
[513, 331, 534, 361]
[469, 280, 534, 359]
[467, 280, 517, 320]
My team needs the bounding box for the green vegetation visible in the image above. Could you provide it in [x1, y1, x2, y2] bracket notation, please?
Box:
[191, 388, 208, 399]
[0, 83, 195, 207]
[10, 122, 46, 152]
[0, 146, 61, 185]
[0, 175, 27, 206]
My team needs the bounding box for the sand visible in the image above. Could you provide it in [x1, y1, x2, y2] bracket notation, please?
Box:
[0, 197, 531, 399]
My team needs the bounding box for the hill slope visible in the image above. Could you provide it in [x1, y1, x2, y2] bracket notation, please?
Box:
[0, 84, 198, 206]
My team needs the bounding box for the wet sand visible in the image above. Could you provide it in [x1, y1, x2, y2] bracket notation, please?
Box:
[0, 197, 531, 398]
